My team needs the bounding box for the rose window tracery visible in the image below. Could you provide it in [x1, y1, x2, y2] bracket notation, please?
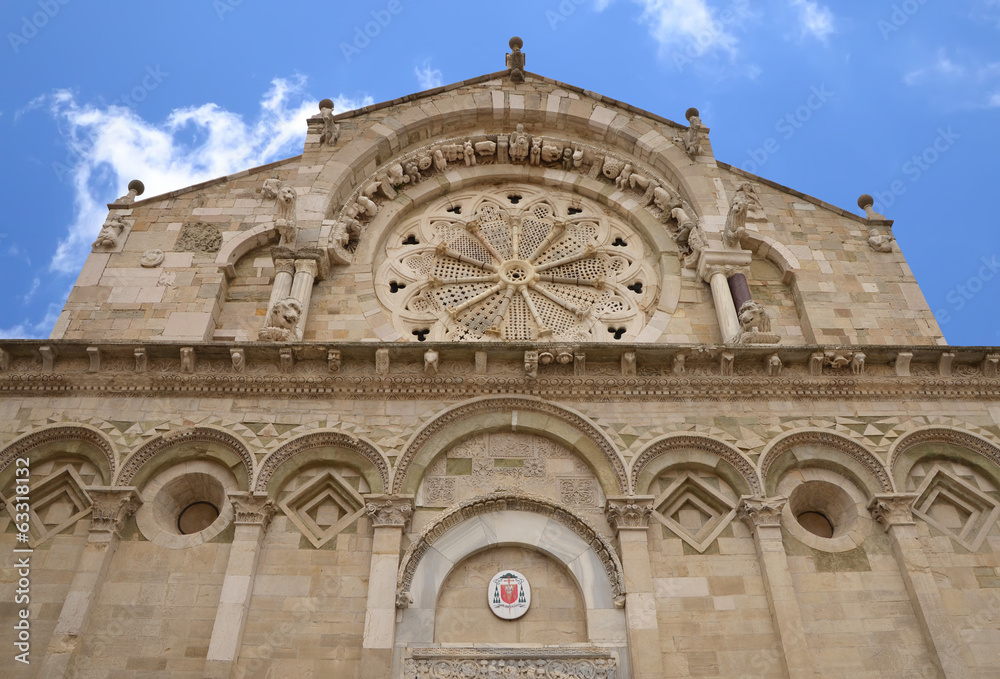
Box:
[376, 185, 658, 342]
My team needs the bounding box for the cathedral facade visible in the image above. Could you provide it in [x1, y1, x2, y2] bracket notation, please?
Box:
[3, 39, 999, 679]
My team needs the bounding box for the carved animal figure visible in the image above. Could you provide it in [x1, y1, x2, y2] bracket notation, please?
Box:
[276, 185, 297, 222]
[738, 301, 771, 334]
[259, 298, 303, 342]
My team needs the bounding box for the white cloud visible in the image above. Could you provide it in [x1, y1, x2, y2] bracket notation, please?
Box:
[989, 92, 1000, 108]
[790, 0, 835, 41]
[415, 61, 444, 90]
[0, 302, 62, 340]
[905, 50, 966, 85]
[902, 48, 1000, 109]
[42, 77, 374, 275]
[599, 0, 743, 57]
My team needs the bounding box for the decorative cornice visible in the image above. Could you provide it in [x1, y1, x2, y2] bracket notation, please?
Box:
[229, 492, 278, 530]
[365, 495, 414, 528]
[605, 497, 654, 532]
[86, 487, 142, 536]
[738, 496, 787, 532]
[867, 494, 918, 531]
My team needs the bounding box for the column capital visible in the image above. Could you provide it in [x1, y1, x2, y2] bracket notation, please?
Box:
[273, 258, 296, 275]
[229, 492, 278, 530]
[738, 496, 787, 533]
[697, 249, 752, 284]
[867, 494, 918, 531]
[87, 487, 142, 536]
[294, 258, 319, 277]
[605, 496, 655, 533]
[365, 494, 414, 529]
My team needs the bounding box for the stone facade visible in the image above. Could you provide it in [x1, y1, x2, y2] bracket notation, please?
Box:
[2, 40, 999, 679]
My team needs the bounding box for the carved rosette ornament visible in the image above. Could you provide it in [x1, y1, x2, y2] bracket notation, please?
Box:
[605, 497, 654, 532]
[229, 492, 278, 530]
[87, 487, 142, 536]
[365, 495, 414, 529]
[376, 185, 657, 342]
[738, 496, 787, 533]
[867, 494, 918, 531]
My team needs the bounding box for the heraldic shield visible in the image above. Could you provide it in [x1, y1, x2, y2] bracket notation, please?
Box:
[488, 570, 531, 620]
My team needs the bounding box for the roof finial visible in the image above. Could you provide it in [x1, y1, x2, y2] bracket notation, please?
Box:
[507, 36, 525, 82]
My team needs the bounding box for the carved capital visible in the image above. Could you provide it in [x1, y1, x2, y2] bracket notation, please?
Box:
[87, 487, 142, 536]
[868, 494, 918, 531]
[365, 495, 414, 528]
[229, 492, 278, 530]
[738, 496, 787, 533]
[274, 258, 295, 276]
[605, 497, 655, 532]
[294, 258, 319, 278]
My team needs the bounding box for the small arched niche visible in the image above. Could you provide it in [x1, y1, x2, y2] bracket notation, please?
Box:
[435, 545, 587, 645]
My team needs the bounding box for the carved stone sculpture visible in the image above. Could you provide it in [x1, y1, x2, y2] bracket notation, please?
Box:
[529, 138, 541, 166]
[432, 148, 448, 173]
[850, 352, 866, 375]
[868, 228, 895, 252]
[262, 178, 282, 199]
[318, 99, 340, 147]
[275, 184, 298, 248]
[673, 354, 686, 375]
[506, 36, 526, 82]
[387, 163, 407, 185]
[424, 348, 439, 376]
[562, 147, 575, 171]
[112, 179, 145, 206]
[683, 108, 703, 157]
[93, 215, 127, 249]
[766, 353, 783, 376]
[463, 141, 476, 167]
[541, 142, 562, 163]
[735, 301, 780, 345]
[258, 298, 303, 342]
[509, 124, 530, 163]
[724, 182, 753, 248]
[524, 350, 539, 379]
[403, 160, 422, 184]
[356, 195, 378, 218]
[140, 249, 164, 268]
[230, 348, 245, 373]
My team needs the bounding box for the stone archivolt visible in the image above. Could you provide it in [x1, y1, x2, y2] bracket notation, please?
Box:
[116, 427, 253, 488]
[759, 430, 895, 494]
[376, 185, 657, 343]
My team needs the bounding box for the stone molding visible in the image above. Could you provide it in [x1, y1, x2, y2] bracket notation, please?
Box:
[888, 427, 1000, 478]
[605, 496, 654, 532]
[760, 430, 894, 494]
[630, 434, 761, 495]
[364, 494, 413, 528]
[254, 431, 390, 495]
[0, 425, 117, 480]
[738, 496, 787, 532]
[867, 493, 918, 531]
[117, 427, 253, 487]
[403, 648, 618, 679]
[392, 397, 628, 495]
[396, 491, 626, 609]
[229, 492, 277, 529]
[86, 487, 142, 535]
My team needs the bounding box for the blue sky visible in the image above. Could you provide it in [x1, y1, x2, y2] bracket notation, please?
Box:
[1, 0, 998, 345]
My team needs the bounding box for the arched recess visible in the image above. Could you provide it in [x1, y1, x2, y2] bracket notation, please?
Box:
[214, 223, 279, 280]
[254, 430, 390, 494]
[760, 429, 893, 497]
[0, 425, 117, 485]
[631, 434, 761, 496]
[392, 397, 628, 497]
[889, 426, 1000, 487]
[116, 427, 253, 491]
[742, 232, 801, 285]
[395, 491, 626, 647]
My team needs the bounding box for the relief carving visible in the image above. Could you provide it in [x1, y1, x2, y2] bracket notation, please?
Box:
[257, 298, 303, 342]
[176, 223, 223, 253]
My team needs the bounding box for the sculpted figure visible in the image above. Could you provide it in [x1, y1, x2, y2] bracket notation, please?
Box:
[276, 185, 297, 222]
[432, 148, 448, 173]
[615, 163, 633, 190]
[654, 186, 680, 214]
[738, 300, 771, 334]
[509, 124, 530, 162]
[262, 177, 282, 199]
[850, 352, 866, 375]
[670, 206, 696, 246]
[424, 349, 439, 375]
[93, 215, 126, 249]
[868, 228, 895, 252]
[463, 140, 476, 167]
[507, 36, 526, 82]
[403, 160, 422, 184]
[258, 298, 303, 342]
[573, 147, 584, 169]
[541, 143, 562, 163]
[562, 147, 574, 171]
[318, 99, 340, 146]
[387, 163, 407, 185]
[724, 182, 753, 248]
[767, 353, 783, 376]
[356, 195, 378, 218]
[684, 110, 703, 157]
[530, 138, 541, 166]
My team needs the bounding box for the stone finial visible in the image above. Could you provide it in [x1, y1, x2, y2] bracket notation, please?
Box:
[858, 194, 887, 220]
[506, 36, 526, 82]
[112, 179, 145, 206]
[318, 99, 340, 147]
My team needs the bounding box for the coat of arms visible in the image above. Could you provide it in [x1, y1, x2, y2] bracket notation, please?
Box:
[488, 570, 531, 620]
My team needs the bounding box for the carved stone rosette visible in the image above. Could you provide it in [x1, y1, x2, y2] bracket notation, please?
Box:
[738, 496, 787, 533]
[867, 494, 918, 531]
[605, 497, 654, 532]
[229, 492, 278, 530]
[86, 487, 142, 536]
[365, 495, 414, 529]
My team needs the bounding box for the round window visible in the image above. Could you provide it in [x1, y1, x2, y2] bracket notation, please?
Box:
[178, 502, 220, 535]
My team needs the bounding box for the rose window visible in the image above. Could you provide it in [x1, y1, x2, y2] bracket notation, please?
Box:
[375, 184, 658, 342]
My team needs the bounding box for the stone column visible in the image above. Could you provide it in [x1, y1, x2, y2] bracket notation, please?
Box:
[606, 497, 660, 679]
[868, 495, 972, 679]
[728, 271, 752, 311]
[266, 258, 295, 311]
[738, 497, 818, 679]
[707, 267, 742, 342]
[39, 487, 141, 679]
[291, 258, 319, 340]
[360, 495, 413, 679]
[204, 493, 277, 679]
